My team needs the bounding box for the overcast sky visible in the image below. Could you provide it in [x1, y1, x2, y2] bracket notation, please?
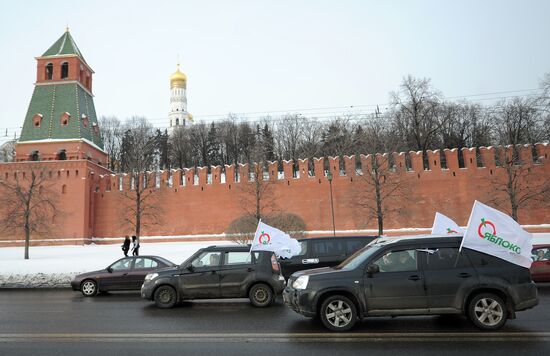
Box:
[0, 0, 549, 144]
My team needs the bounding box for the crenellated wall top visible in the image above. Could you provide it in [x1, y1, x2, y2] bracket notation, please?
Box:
[20, 144, 543, 193]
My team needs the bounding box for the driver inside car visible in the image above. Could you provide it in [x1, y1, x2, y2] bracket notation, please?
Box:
[208, 254, 220, 266]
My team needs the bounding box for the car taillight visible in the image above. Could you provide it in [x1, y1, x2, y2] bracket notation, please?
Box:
[271, 254, 280, 272]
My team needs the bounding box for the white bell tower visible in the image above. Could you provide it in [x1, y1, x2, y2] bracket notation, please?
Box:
[168, 63, 192, 134]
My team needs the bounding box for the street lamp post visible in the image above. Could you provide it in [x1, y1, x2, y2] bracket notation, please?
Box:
[327, 171, 336, 237]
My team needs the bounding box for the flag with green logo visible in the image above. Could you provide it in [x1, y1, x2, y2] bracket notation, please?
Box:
[460, 201, 533, 268]
[431, 212, 464, 236]
[250, 221, 301, 259]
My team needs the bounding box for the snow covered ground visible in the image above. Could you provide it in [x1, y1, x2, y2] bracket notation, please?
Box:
[1, 234, 549, 288]
[0, 240, 230, 288]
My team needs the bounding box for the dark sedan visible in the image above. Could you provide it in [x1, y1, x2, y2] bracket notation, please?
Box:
[71, 256, 176, 296]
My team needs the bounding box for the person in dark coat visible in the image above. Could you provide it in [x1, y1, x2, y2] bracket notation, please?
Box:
[131, 235, 140, 256]
[121, 235, 131, 257]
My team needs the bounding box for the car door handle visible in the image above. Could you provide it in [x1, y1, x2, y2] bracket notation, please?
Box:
[210, 270, 217, 274]
[302, 259, 319, 264]
[459, 272, 471, 278]
[122, 273, 128, 276]
[408, 275, 421, 281]
[247, 267, 254, 272]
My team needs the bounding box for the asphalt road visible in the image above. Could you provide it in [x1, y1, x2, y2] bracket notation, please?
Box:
[1, 284, 550, 355]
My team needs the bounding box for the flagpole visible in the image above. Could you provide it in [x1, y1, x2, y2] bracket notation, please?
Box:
[459, 200, 478, 252]
[250, 219, 262, 253]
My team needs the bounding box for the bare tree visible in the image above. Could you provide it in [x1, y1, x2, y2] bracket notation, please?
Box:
[0, 169, 59, 259]
[169, 126, 192, 169]
[439, 102, 492, 149]
[275, 114, 304, 161]
[390, 75, 444, 154]
[321, 117, 357, 157]
[541, 72, 550, 105]
[226, 215, 258, 244]
[353, 117, 410, 235]
[487, 147, 550, 222]
[0, 140, 16, 162]
[99, 116, 123, 172]
[188, 122, 210, 167]
[541, 74, 550, 141]
[119, 117, 162, 242]
[238, 122, 257, 164]
[492, 98, 546, 147]
[238, 153, 275, 222]
[296, 118, 324, 159]
[219, 115, 242, 165]
[121, 172, 164, 243]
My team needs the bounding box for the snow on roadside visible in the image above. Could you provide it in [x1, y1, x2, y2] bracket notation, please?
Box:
[0, 240, 234, 288]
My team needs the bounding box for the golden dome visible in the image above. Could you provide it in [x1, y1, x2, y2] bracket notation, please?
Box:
[188, 113, 193, 121]
[170, 64, 187, 88]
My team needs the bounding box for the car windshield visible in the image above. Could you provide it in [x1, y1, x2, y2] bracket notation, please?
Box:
[180, 251, 201, 268]
[334, 244, 383, 271]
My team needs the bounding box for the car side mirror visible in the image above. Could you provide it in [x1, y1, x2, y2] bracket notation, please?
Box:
[107, 267, 113, 273]
[366, 264, 379, 276]
[186, 264, 195, 272]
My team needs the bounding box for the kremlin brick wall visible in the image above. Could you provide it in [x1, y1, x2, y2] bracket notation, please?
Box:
[0, 144, 549, 246]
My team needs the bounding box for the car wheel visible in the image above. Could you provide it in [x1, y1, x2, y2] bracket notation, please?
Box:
[468, 293, 508, 330]
[154, 285, 177, 309]
[80, 279, 98, 297]
[320, 295, 357, 332]
[249, 283, 274, 307]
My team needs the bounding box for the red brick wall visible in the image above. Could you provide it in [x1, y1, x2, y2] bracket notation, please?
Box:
[0, 160, 110, 246]
[93, 144, 550, 238]
[1, 144, 549, 247]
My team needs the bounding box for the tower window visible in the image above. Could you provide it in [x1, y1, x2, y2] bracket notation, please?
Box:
[92, 122, 99, 134]
[30, 151, 40, 161]
[86, 74, 90, 89]
[61, 62, 69, 79]
[176, 118, 179, 126]
[60, 112, 70, 126]
[57, 149, 67, 160]
[45, 63, 53, 80]
[81, 114, 89, 128]
[33, 114, 43, 127]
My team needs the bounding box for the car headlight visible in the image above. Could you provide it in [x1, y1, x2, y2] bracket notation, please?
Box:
[292, 275, 309, 290]
[144, 273, 158, 281]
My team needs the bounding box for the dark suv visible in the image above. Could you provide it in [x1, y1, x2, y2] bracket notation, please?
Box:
[141, 245, 285, 308]
[279, 236, 377, 279]
[283, 235, 538, 331]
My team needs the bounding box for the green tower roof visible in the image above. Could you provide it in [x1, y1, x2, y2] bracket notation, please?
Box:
[19, 83, 104, 150]
[42, 30, 87, 64]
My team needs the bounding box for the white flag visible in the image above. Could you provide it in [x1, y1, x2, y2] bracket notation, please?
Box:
[431, 212, 465, 236]
[250, 221, 301, 259]
[460, 201, 533, 268]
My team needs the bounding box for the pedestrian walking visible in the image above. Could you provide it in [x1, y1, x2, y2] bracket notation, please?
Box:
[121, 235, 131, 257]
[131, 235, 140, 256]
